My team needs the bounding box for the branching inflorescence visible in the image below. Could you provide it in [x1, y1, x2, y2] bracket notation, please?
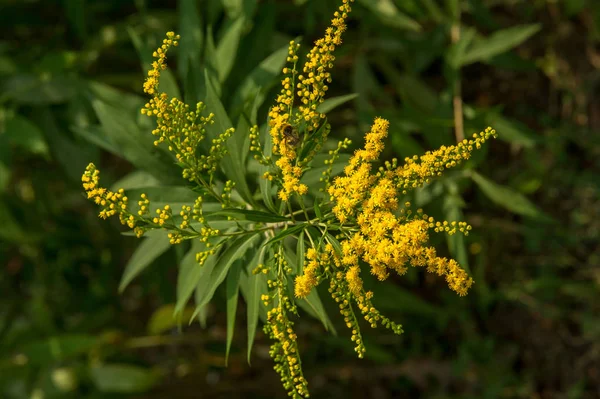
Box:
[82, 1, 497, 397]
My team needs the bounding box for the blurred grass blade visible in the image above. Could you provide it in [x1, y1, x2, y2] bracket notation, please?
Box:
[91, 364, 159, 393]
[147, 304, 194, 335]
[215, 17, 246, 83]
[461, 24, 541, 66]
[241, 241, 267, 363]
[232, 43, 289, 113]
[225, 259, 243, 365]
[119, 232, 171, 292]
[484, 112, 538, 148]
[178, 0, 203, 80]
[17, 335, 98, 365]
[357, 0, 421, 31]
[4, 115, 50, 158]
[316, 93, 359, 114]
[470, 171, 551, 221]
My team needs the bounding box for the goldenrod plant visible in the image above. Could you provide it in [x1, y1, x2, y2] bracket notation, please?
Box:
[82, 1, 496, 397]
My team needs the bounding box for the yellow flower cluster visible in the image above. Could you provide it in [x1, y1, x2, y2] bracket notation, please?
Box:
[396, 127, 497, 194]
[266, 0, 354, 201]
[326, 118, 497, 297]
[264, 253, 309, 398]
[142, 32, 179, 96]
[268, 41, 306, 201]
[297, 0, 353, 132]
[294, 247, 333, 298]
[82, 163, 129, 222]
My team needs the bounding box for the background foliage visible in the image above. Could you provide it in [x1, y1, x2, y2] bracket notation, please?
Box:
[1, 0, 599, 398]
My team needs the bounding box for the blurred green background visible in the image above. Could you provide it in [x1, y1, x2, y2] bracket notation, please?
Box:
[1, 0, 599, 398]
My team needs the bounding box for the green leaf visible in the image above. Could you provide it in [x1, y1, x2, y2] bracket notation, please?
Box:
[92, 100, 180, 183]
[4, 115, 50, 157]
[484, 112, 538, 148]
[225, 259, 243, 365]
[232, 44, 289, 112]
[240, 242, 267, 363]
[195, 233, 260, 308]
[264, 223, 307, 246]
[215, 17, 246, 83]
[147, 304, 194, 335]
[297, 289, 337, 334]
[316, 93, 359, 114]
[324, 233, 343, 255]
[175, 240, 215, 315]
[71, 125, 121, 156]
[446, 27, 477, 69]
[369, 278, 439, 318]
[461, 24, 541, 66]
[91, 364, 158, 393]
[16, 335, 98, 366]
[357, 0, 421, 31]
[313, 198, 322, 220]
[178, 0, 203, 80]
[38, 108, 95, 182]
[470, 171, 552, 221]
[204, 70, 254, 205]
[119, 232, 171, 292]
[87, 80, 144, 111]
[259, 123, 277, 212]
[207, 208, 290, 223]
[3, 74, 78, 105]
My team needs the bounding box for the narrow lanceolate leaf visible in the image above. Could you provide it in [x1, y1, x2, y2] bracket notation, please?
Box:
[119, 233, 171, 293]
[470, 171, 552, 222]
[91, 100, 179, 183]
[178, 0, 203, 80]
[204, 70, 255, 205]
[225, 258, 243, 365]
[259, 122, 277, 212]
[324, 233, 343, 255]
[241, 241, 267, 363]
[264, 223, 308, 246]
[195, 233, 260, 308]
[313, 198, 323, 220]
[357, 0, 421, 31]
[316, 93, 359, 114]
[460, 24, 541, 66]
[232, 43, 289, 112]
[297, 289, 337, 335]
[215, 17, 246, 83]
[175, 240, 215, 315]
[207, 208, 290, 223]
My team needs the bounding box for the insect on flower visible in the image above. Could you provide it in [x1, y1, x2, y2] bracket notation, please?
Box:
[282, 123, 301, 147]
